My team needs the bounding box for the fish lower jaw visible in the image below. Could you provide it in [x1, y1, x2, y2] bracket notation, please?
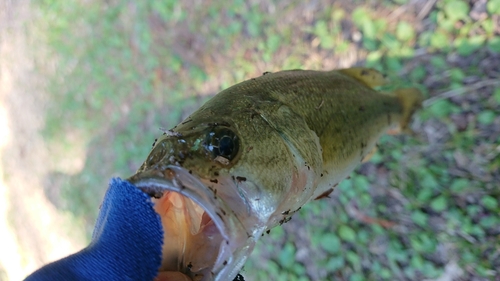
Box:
[154, 192, 223, 280]
[129, 165, 254, 281]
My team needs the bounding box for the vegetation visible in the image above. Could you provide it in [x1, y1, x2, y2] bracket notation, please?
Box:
[34, 0, 500, 280]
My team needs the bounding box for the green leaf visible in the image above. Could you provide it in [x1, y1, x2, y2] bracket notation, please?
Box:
[314, 20, 335, 49]
[362, 21, 377, 40]
[430, 31, 449, 49]
[477, 110, 496, 125]
[418, 170, 439, 189]
[450, 178, 470, 192]
[269, 225, 285, 240]
[410, 66, 426, 81]
[462, 249, 476, 263]
[488, 37, 500, 53]
[321, 36, 335, 49]
[352, 7, 370, 27]
[481, 19, 495, 35]
[374, 19, 388, 35]
[277, 242, 296, 269]
[324, 256, 345, 271]
[246, 12, 262, 37]
[369, 151, 383, 164]
[357, 229, 369, 244]
[267, 34, 281, 53]
[346, 251, 361, 267]
[430, 55, 448, 69]
[399, 46, 415, 58]
[449, 68, 465, 82]
[353, 175, 370, 191]
[358, 194, 372, 207]
[476, 265, 497, 277]
[421, 261, 441, 278]
[292, 263, 306, 276]
[169, 55, 183, 72]
[444, 1, 470, 21]
[314, 20, 329, 36]
[396, 22, 415, 41]
[470, 225, 485, 237]
[265, 260, 281, 275]
[332, 9, 345, 21]
[428, 99, 455, 118]
[320, 233, 341, 254]
[487, 0, 500, 14]
[338, 225, 357, 243]
[381, 33, 400, 50]
[380, 268, 392, 278]
[410, 254, 424, 270]
[430, 195, 448, 212]
[189, 66, 207, 82]
[481, 195, 499, 211]
[479, 216, 497, 228]
[349, 272, 364, 281]
[366, 50, 383, 64]
[456, 36, 485, 56]
[494, 87, 500, 104]
[385, 57, 403, 72]
[335, 41, 350, 53]
[363, 38, 378, 51]
[411, 210, 428, 227]
[228, 21, 243, 35]
[417, 187, 433, 202]
[418, 30, 432, 46]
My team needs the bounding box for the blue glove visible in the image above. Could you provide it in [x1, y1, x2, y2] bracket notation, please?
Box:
[24, 178, 164, 281]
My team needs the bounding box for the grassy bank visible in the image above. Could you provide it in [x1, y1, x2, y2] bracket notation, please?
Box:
[33, 0, 500, 280]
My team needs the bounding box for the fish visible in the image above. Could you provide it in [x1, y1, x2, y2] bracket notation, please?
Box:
[127, 67, 423, 281]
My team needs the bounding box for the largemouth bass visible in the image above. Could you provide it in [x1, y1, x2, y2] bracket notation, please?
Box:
[127, 68, 423, 281]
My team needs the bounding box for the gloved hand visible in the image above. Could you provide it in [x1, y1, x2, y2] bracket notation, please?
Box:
[24, 178, 187, 281]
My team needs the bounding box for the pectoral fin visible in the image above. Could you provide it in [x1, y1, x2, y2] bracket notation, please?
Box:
[361, 146, 377, 163]
[393, 88, 423, 133]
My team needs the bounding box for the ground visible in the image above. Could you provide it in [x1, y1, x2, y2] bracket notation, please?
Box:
[0, 1, 87, 280]
[0, 0, 499, 280]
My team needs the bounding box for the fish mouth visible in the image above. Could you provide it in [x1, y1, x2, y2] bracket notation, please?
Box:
[127, 165, 239, 281]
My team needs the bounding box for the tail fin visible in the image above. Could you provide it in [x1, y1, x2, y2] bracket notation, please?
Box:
[393, 88, 423, 133]
[338, 67, 388, 89]
[338, 67, 423, 134]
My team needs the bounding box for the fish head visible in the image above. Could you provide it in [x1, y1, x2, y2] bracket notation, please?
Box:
[129, 92, 315, 280]
[128, 121, 252, 281]
[138, 122, 240, 177]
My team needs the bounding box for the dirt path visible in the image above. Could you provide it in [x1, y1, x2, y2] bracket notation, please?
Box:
[0, 1, 85, 280]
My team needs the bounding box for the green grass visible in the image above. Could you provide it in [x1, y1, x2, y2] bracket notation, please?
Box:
[34, 0, 500, 279]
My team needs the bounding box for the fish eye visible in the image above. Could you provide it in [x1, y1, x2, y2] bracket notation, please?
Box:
[204, 127, 239, 162]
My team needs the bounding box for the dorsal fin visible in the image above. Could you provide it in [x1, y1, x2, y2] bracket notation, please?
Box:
[338, 67, 388, 89]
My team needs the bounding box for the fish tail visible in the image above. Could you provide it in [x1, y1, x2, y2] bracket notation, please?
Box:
[393, 88, 423, 134]
[338, 67, 388, 88]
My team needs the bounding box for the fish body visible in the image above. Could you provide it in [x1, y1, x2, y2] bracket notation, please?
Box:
[128, 68, 422, 281]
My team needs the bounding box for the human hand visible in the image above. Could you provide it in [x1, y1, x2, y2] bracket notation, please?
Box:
[24, 178, 189, 281]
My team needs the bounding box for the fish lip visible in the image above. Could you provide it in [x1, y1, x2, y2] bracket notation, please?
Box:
[127, 166, 182, 198]
[126, 165, 234, 279]
[127, 165, 232, 242]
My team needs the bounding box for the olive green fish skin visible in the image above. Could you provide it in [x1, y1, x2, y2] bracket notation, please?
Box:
[241, 70, 403, 172]
[141, 69, 418, 227]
